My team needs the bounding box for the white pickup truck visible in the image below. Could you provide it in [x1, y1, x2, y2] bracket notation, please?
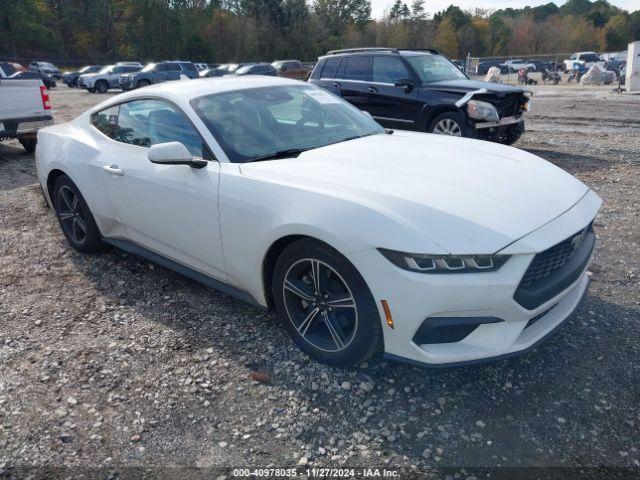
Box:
[0, 62, 53, 153]
[563, 52, 605, 72]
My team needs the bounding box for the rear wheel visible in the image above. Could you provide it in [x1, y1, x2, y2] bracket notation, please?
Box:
[429, 112, 470, 138]
[52, 175, 103, 253]
[95, 80, 108, 93]
[19, 138, 37, 154]
[272, 239, 383, 366]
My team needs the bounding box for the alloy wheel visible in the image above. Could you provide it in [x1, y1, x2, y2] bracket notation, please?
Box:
[57, 186, 88, 244]
[282, 258, 358, 353]
[432, 119, 462, 136]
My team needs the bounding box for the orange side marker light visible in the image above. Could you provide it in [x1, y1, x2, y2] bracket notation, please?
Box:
[381, 300, 394, 329]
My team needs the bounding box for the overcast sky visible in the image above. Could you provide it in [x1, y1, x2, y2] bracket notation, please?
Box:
[371, 0, 639, 19]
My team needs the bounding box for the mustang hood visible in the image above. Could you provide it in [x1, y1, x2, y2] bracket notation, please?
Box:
[240, 132, 589, 254]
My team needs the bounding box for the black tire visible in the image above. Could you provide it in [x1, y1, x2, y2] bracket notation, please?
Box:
[86, 87, 95, 93]
[137, 79, 150, 88]
[95, 80, 108, 93]
[52, 175, 103, 253]
[272, 239, 383, 367]
[19, 138, 37, 154]
[428, 111, 472, 138]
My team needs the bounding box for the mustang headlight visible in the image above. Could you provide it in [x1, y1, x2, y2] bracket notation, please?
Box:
[467, 100, 500, 122]
[378, 249, 510, 273]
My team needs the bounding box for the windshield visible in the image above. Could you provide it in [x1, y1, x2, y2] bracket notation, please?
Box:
[99, 65, 114, 74]
[235, 65, 257, 74]
[191, 85, 384, 163]
[407, 55, 467, 83]
[1, 63, 17, 76]
[142, 63, 156, 72]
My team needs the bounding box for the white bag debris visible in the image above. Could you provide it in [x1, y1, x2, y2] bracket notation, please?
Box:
[484, 66, 502, 83]
[580, 64, 616, 85]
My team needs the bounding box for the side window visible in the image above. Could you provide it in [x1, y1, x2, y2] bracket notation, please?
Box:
[166, 63, 181, 72]
[116, 99, 205, 158]
[320, 58, 340, 79]
[372, 56, 409, 83]
[181, 63, 197, 73]
[343, 56, 371, 81]
[91, 105, 120, 139]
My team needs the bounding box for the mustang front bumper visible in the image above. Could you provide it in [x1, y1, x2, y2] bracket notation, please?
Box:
[349, 189, 601, 367]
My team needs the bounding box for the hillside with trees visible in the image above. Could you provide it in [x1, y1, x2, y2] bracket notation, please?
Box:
[1, 0, 638, 63]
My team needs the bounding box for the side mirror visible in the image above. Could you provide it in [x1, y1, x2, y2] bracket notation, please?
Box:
[280, 65, 287, 72]
[394, 78, 414, 92]
[148, 142, 206, 169]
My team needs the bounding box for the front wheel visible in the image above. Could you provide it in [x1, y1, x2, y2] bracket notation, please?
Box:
[95, 80, 108, 93]
[272, 239, 383, 366]
[137, 79, 150, 88]
[52, 175, 103, 253]
[429, 112, 471, 137]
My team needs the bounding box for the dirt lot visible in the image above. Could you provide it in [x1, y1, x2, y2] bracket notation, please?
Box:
[1, 85, 639, 479]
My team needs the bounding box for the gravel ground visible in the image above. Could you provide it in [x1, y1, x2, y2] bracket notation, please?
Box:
[0, 85, 639, 479]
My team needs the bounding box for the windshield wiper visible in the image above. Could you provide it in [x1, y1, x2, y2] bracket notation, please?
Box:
[247, 148, 309, 163]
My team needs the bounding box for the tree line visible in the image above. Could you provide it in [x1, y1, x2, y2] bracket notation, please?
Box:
[1, 0, 638, 64]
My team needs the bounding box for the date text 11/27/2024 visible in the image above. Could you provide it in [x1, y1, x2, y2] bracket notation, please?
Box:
[232, 468, 400, 477]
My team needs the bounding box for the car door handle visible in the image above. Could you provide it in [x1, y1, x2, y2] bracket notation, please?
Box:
[102, 164, 124, 176]
[332, 82, 341, 88]
[368, 86, 378, 93]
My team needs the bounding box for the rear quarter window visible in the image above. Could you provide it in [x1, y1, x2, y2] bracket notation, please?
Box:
[91, 105, 120, 139]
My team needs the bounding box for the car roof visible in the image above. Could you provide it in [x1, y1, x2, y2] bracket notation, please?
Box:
[322, 48, 439, 58]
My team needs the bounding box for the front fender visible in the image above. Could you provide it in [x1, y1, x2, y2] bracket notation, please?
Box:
[219, 163, 446, 305]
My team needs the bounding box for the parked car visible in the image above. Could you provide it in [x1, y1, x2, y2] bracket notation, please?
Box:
[501, 59, 536, 72]
[475, 60, 508, 75]
[231, 63, 278, 76]
[35, 76, 600, 367]
[563, 52, 604, 73]
[308, 48, 530, 145]
[605, 59, 626, 73]
[29, 61, 61, 79]
[200, 67, 226, 78]
[200, 64, 247, 78]
[272, 60, 311, 80]
[10, 70, 56, 89]
[7, 62, 26, 72]
[526, 59, 558, 71]
[63, 65, 103, 87]
[120, 61, 199, 90]
[79, 63, 142, 93]
[0, 63, 53, 153]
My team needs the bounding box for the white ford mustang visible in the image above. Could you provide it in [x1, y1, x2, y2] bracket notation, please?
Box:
[36, 76, 601, 367]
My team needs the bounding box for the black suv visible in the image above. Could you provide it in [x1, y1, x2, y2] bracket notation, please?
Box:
[120, 61, 199, 90]
[308, 48, 530, 145]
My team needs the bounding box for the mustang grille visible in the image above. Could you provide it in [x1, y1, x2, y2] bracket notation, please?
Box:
[520, 224, 591, 288]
